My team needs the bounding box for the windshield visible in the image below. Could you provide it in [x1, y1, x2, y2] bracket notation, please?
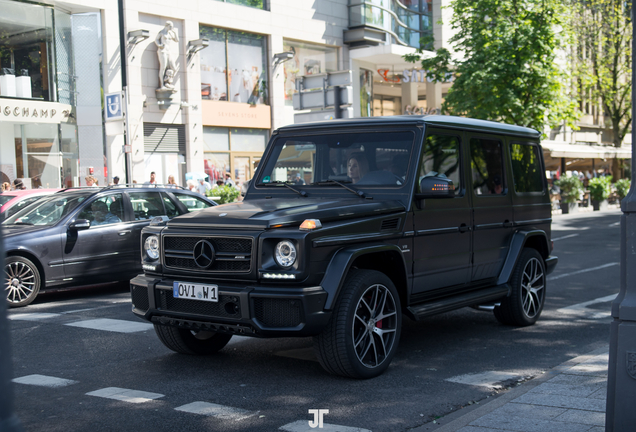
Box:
[0, 195, 15, 206]
[257, 131, 414, 187]
[3, 195, 87, 226]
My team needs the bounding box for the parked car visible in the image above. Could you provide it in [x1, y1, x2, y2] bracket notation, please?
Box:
[131, 115, 558, 378]
[0, 189, 60, 221]
[4, 185, 216, 307]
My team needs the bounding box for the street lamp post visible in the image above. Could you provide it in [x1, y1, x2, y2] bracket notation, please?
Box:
[605, 8, 636, 430]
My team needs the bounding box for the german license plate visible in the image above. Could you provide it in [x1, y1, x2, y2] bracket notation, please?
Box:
[173, 281, 218, 302]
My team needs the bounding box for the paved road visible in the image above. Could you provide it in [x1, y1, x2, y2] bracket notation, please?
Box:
[7, 209, 621, 432]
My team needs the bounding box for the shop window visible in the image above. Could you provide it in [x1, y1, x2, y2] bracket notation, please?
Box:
[199, 26, 267, 104]
[0, 0, 55, 100]
[360, 69, 373, 117]
[282, 40, 338, 106]
[213, 0, 268, 10]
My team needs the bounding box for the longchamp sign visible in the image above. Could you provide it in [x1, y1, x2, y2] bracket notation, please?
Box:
[0, 98, 72, 124]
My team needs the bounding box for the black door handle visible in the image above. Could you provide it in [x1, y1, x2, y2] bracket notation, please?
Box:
[459, 224, 470, 233]
[503, 220, 513, 228]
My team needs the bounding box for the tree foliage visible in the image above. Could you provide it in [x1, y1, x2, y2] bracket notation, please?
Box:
[571, 0, 632, 147]
[404, 0, 579, 133]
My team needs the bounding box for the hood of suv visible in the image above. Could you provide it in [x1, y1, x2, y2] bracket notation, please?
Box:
[166, 198, 405, 229]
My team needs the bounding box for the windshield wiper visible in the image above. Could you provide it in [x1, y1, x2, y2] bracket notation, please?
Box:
[11, 221, 34, 226]
[312, 179, 369, 199]
[261, 181, 308, 197]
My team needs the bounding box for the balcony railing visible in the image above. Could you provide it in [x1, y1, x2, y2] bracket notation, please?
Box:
[347, 0, 432, 48]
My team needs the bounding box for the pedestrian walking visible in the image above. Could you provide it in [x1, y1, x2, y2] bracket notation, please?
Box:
[144, 172, 157, 186]
[13, 179, 26, 190]
[167, 175, 178, 188]
[197, 178, 211, 195]
[85, 175, 98, 187]
[224, 173, 235, 188]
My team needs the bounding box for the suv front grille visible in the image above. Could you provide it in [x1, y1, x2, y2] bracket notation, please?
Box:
[253, 298, 303, 328]
[163, 236, 253, 273]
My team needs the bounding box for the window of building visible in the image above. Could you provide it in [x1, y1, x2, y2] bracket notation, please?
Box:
[199, 26, 267, 104]
[202, 127, 268, 189]
[470, 138, 505, 196]
[360, 69, 373, 117]
[419, 134, 462, 194]
[510, 143, 545, 193]
[282, 40, 338, 106]
[213, 0, 268, 10]
[373, 96, 401, 116]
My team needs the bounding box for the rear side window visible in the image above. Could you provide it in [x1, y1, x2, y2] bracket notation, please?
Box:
[510, 143, 545, 193]
[173, 193, 214, 211]
[418, 134, 462, 194]
[129, 192, 164, 220]
[470, 138, 505, 196]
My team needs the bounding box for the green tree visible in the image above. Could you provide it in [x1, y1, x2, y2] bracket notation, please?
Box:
[571, 0, 632, 177]
[404, 0, 579, 133]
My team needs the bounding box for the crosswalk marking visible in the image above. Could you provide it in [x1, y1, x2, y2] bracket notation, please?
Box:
[65, 318, 153, 333]
[280, 420, 372, 432]
[548, 262, 619, 281]
[8, 313, 61, 321]
[86, 387, 164, 403]
[446, 371, 522, 389]
[552, 233, 579, 241]
[175, 402, 255, 421]
[12, 374, 78, 388]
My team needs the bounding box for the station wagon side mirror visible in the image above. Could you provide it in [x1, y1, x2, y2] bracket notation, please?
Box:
[69, 219, 91, 231]
[416, 176, 455, 200]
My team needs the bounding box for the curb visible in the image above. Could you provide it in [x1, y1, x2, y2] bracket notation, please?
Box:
[411, 345, 609, 432]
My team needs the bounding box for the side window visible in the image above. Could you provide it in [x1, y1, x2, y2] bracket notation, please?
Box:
[470, 138, 505, 196]
[173, 193, 214, 212]
[77, 194, 124, 227]
[510, 143, 545, 193]
[418, 134, 462, 194]
[161, 193, 181, 218]
[129, 192, 164, 220]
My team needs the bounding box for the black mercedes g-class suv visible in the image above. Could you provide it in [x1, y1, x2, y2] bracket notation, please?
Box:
[131, 115, 558, 379]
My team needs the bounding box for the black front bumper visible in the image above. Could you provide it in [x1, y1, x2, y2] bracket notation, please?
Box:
[130, 274, 332, 337]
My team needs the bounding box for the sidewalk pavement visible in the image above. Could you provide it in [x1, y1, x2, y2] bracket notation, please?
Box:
[414, 347, 609, 432]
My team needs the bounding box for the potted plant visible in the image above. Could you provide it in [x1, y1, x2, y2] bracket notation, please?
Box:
[207, 185, 239, 204]
[614, 178, 631, 204]
[588, 176, 612, 211]
[555, 175, 583, 214]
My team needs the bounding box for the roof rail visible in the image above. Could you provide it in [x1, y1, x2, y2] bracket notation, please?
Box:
[55, 184, 188, 193]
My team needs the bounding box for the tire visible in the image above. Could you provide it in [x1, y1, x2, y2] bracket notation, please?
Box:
[313, 269, 402, 379]
[154, 324, 232, 355]
[494, 248, 546, 326]
[5, 256, 42, 308]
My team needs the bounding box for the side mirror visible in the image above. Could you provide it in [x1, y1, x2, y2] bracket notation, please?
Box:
[69, 219, 91, 230]
[416, 176, 455, 199]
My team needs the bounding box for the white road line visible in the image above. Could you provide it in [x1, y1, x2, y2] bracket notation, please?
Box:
[8, 313, 61, 321]
[445, 371, 522, 389]
[556, 294, 617, 316]
[12, 374, 78, 388]
[548, 262, 619, 281]
[65, 318, 153, 333]
[280, 420, 372, 432]
[86, 387, 164, 403]
[609, 222, 620, 227]
[552, 234, 579, 241]
[175, 402, 256, 421]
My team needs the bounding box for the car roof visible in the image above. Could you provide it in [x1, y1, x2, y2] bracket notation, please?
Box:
[48, 185, 216, 205]
[0, 189, 61, 211]
[275, 115, 541, 139]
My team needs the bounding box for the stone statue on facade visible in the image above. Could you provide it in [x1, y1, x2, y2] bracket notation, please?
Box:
[155, 21, 179, 91]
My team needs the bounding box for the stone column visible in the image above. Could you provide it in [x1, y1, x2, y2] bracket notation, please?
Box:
[605, 15, 636, 430]
[401, 80, 418, 114]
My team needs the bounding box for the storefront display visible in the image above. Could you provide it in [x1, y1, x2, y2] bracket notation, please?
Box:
[199, 26, 267, 105]
[282, 40, 338, 106]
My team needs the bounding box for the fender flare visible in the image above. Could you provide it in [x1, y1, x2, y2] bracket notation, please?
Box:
[320, 243, 407, 310]
[497, 230, 550, 286]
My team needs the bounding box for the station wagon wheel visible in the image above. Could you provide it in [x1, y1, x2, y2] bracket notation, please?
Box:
[314, 269, 402, 379]
[5, 256, 41, 308]
[153, 324, 232, 355]
[494, 248, 546, 326]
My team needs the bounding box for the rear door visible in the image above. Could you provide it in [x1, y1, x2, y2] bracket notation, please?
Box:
[468, 135, 514, 282]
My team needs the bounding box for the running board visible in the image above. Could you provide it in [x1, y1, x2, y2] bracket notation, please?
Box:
[406, 284, 510, 321]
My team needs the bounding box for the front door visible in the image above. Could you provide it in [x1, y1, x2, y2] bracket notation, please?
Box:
[468, 135, 514, 282]
[63, 193, 129, 282]
[412, 131, 472, 294]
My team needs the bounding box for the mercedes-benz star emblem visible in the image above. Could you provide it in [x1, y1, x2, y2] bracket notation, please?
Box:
[193, 240, 215, 269]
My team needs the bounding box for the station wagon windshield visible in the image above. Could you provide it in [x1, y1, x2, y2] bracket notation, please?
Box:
[3, 195, 87, 226]
[257, 131, 415, 188]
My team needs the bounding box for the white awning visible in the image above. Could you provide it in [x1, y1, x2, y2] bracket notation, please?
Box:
[542, 141, 632, 159]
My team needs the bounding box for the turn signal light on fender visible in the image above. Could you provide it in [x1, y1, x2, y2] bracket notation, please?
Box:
[300, 219, 322, 230]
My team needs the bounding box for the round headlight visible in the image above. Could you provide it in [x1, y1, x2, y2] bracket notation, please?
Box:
[144, 235, 160, 260]
[274, 240, 297, 268]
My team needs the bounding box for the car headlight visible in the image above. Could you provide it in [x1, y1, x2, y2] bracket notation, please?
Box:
[144, 235, 160, 260]
[274, 240, 297, 268]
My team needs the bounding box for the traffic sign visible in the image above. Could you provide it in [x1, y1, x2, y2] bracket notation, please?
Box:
[105, 92, 124, 121]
